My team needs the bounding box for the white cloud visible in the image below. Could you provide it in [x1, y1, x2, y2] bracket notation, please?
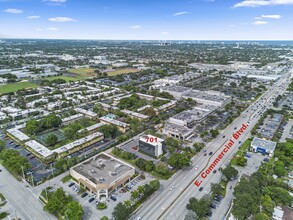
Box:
[47, 27, 59, 31]
[161, 32, 169, 35]
[48, 17, 77, 22]
[173, 11, 189, 16]
[252, 20, 268, 25]
[3, 8, 23, 14]
[27, 16, 40, 19]
[129, 25, 141, 29]
[254, 16, 262, 20]
[234, 0, 293, 8]
[261, 14, 282, 19]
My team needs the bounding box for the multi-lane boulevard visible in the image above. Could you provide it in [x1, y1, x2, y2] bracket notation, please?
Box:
[0, 164, 56, 220]
[132, 71, 292, 220]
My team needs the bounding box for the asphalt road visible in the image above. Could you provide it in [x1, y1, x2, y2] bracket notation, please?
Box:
[131, 72, 292, 220]
[0, 164, 56, 220]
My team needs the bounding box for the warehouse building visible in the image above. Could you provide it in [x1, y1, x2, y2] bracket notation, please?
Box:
[70, 152, 135, 198]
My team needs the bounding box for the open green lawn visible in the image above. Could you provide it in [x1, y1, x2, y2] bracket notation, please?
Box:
[106, 68, 139, 76]
[43, 75, 85, 82]
[0, 82, 38, 94]
[68, 67, 96, 76]
[230, 139, 252, 165]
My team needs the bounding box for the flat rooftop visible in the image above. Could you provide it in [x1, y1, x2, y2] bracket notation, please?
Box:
[251, 137, 277, 152]
[72, 152, 134, 185]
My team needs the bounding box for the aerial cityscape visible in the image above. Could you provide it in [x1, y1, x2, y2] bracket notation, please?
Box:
[0, 1, 293, 220]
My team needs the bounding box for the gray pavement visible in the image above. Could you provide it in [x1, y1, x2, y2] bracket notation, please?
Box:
[280, 119, 293, 142]
[0, 164, 56, 220]
[130, 72, 292, 220]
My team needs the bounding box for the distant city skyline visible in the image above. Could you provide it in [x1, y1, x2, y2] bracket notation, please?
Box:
[1, 0, 293, 40]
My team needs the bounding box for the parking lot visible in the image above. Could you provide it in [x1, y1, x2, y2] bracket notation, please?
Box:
[210, 152, 267, 220]
[59, 175, 151, 219]
[0, 132, 56, 184]
[120, 138, 157, 162]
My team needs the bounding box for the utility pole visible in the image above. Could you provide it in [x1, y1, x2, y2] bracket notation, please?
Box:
[45, 187, 48, 201]
[30, 173, 34, 187]
[21, 165, 25, 180]
[50, 163, 54, 177]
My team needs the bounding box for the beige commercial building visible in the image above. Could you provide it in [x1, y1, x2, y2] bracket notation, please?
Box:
[70, 152, 135, 198]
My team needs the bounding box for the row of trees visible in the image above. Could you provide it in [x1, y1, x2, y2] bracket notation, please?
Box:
[0, 149, 31, 175]
[112, 180, 160, 220]
[43, 188, 83, 220]
[25, 114, 62, 135]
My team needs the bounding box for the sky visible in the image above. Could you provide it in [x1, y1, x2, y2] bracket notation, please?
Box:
[0, 0, 293, 40]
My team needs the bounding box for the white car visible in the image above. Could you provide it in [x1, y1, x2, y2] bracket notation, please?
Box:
[195, 166, 199, 170]
[170, 186, 175, 191]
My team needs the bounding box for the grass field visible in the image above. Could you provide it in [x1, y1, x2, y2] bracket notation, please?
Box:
[230, 139, 252, 165]
[68, 68, 96, 77]
[106, 68, 139, 76]
[0, 82, 38, 94]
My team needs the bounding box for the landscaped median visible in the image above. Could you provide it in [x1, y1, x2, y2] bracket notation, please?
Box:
[230, 138, 252, 166]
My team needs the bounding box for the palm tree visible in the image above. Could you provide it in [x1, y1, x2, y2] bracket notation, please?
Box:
[124, 200, 132, 208]
[137, 186, 144, 195]
[130, 189, 139, 201]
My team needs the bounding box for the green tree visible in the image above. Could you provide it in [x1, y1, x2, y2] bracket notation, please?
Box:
[186, 197, 210, 219]
[260, 195, 274, 215]
[100, 217, 109, 220]
[99, 124, 119, 138]
[155, 162, 169, 176]
[130, 190, 139, 201]
[44, 188, 73, 215]
[112, 202, 132, 220]
[0, 140, 5, 152]
[168, 153, 190, 169]
[25, 120, 40, 135]
[222, 165, 238, 180]
[45, 134, 58, 146]
[65, 201, 83, 220]
[232, 193, 259, 220]
[254, 213, 270, 220]
[211, 183, 223, 196]
[149, 180, 160, 191]
[264, 186, 293, 206]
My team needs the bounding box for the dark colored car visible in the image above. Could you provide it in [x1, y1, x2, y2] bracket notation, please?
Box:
[110, 196, 117, 201]
[68, 182, 75, 187]
[263, 158, 269, 162]
[222, 135, 225, 138]
[81, 192, 88, 198]
[88, 198, 95, 203]
[204, 153, 207, 156]
[210, 203, 216, 209]
[213, 170, 217, 174]
[206, 211, 213, 217]
[199, 187, 204, 191]
[209, 152, 213, 156]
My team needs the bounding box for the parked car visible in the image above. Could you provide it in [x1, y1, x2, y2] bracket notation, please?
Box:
[210, 203, 216, 209]
[89, 198, 95, 203]
[110, 196, 117, 201]
[209, 152, 213, 156]
[199, 187, 204, 191]
[213, 170, 217, 174]
[81, 192, 88, 198]
[68, 182, 75, 187]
